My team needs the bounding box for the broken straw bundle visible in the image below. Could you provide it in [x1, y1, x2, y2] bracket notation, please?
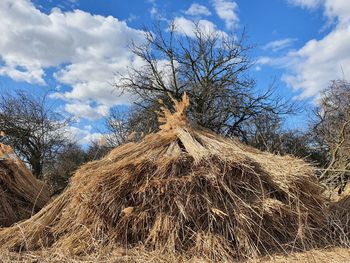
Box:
[0, 143, 50, 227]
[0, 94, 329, 260]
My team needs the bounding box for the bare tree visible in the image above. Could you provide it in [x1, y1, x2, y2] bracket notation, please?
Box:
[245, 112, 322, 161]
[115, 22, 294, 141]
[46, 139, 112, 195]
[245, 112, 282, 152]
[0, 90, 69, 179]
[104, 107, 130, 146]
[85, 141, 111, 161]
[313, 79, 350, 192]
[45, 142, 86, 195]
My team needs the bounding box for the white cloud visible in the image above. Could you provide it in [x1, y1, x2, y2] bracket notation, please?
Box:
[0, 0, 145, 119]
[287, 0, 350, 25]
[257, 55, 291, 67]
[323, 0, 350, 26]
[287, 0, 322, 9]
[0, 65, 45, 84]
[258, 0, 350, 99]
[67, 125, 103, 145]
[52, 59, 137, 105]
[185, 3, 211, 16]
[64, 103, 109, 120]
[258, 27, 350, 98]
[173, 16, 227, 38]
[212, 0, 239, 30]
[284, 0, 350, 98]
[263, 38, 297, 52]
[282, 26, 350, 98]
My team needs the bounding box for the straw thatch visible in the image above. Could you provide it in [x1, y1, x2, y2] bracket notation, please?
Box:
[335, 191, 350, 231]
[0, 94, 329, 261]
[329, 184, 350, 245]
[0, 143, 50, 227]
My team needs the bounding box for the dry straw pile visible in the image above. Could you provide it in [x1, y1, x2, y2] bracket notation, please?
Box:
[329, 184, 350, 245]
[0, 143, 50, 227]
[0, 94, 338, 261]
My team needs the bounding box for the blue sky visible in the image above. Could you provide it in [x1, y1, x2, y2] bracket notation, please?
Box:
[0, 0, 349, 144]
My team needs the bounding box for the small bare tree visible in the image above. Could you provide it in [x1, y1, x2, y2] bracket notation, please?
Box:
[245, 112, 321, 161]
[45, 142, 86, 195]
[104, 107, 130, 146]
[314, 79, 350, 192]
[0, 90, 70, 179]
[115, 22, 294, 141]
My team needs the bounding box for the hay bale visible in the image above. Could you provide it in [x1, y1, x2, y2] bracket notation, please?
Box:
[334, 191, 350, 230]
[0, 143, 50, 227]
[0, 94, 329, 260]
[329, 184, 350, 245]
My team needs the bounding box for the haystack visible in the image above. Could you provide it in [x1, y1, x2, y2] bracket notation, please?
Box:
[0, 94, 329, 261]
[0, 143, 50, 227]
[330, 184, 350, 243]
[335, 190, 350, 229]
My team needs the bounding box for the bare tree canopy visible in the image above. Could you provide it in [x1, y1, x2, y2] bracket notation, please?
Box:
[313, 79, 350, 192]
[0, 90, 69, 178]
[104, 107, 130, 146]
[114, 22, 294, 141]
[45, 142, 86, 195]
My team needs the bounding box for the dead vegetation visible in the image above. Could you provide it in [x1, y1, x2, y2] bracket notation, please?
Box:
[0, 94, 348, 262]
[0, 143, 50, 227]
[1, 247, 350, 263]
[328, 184, 350, 247]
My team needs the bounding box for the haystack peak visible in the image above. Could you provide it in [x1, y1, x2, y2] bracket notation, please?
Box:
[158, 93, 190, 131]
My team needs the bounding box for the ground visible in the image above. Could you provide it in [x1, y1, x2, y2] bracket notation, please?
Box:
[257, 248, 350, 263]
[0, 248, 349, 263]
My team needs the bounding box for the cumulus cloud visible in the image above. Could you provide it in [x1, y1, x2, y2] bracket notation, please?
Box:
[0, 66, 45, 84]
[284, 0, 350, 98]
[0, 0, 145, 119]
[173, 16, 227, 38]
[64, 103, 109, 120]
[259, 0, 350, 99]
[288, 0, 350, 26]
[283, 26, 350, 98]
[323, 0, 350, 26]
[211, 0, 239, 30]
[262, 38, 297, 52]
[67, 125, 103, 145]
[185, 3, 211, 16]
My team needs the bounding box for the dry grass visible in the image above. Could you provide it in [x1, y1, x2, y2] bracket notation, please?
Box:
[327, 185, 350, 248]
[257, 248, 350, 263]
[0, 248, 349, 263]
[0, 143, 50, 227]
[0, 94, 348, 262]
